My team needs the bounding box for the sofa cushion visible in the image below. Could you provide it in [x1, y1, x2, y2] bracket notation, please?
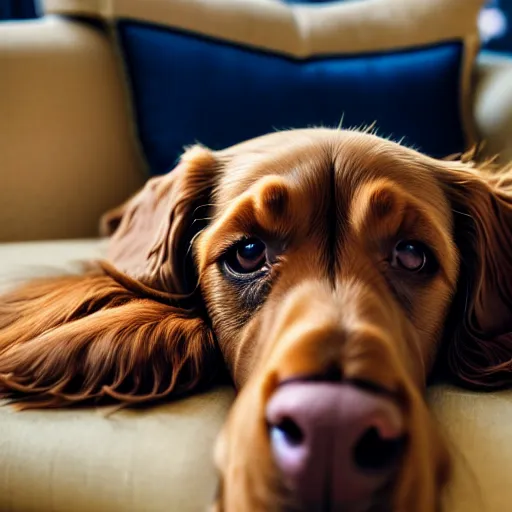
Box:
[45, 0, 485, 175]
[0, 240, 235, 512]
[428, 385, 512, 512]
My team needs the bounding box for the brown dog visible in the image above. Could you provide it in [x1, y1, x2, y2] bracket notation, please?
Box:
[1, 129, 511, 511]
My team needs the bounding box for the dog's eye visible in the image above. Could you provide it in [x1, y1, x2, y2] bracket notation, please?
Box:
[392, 240, 430, 272]
[226, 238, 267, 274]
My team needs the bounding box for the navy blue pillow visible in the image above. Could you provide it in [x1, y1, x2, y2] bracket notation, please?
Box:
[119, 22, 466, 175]
[48, 0, 480, 175]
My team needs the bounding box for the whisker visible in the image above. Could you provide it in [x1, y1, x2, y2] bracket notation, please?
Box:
[191, 217, 213, 226]
[451, 208, 474, 220]
[192, 203, 216, 216]
[186, 230, 206, 259]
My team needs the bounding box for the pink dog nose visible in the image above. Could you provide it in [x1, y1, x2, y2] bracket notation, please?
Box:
[266, 382, 405, 510]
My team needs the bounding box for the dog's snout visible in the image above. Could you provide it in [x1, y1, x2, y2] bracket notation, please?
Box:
[266, 381, 405, 509]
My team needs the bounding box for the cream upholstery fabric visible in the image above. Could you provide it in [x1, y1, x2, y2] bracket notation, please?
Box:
[0, 17, 146, 243]
[0, 241, 511, 511]
[429, 386, 512, 512]
[43, 0, 484, 58]
[474, 53, 512, 163]
[0, 240, 235, 512]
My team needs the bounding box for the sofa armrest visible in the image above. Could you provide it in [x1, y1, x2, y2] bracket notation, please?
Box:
[474, 52, 512, 164]
[0, 16, 146, 242]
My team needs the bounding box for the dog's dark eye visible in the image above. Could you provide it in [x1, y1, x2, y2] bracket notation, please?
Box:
[226, 238, 267, 274]
[392, 240, 430, 272]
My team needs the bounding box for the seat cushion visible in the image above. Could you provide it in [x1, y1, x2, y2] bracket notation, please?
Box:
[0, 240, 511, 511]
[0, 240, 235, 512]
[428, 385, 512, 512]
[45, 0, 484, 174]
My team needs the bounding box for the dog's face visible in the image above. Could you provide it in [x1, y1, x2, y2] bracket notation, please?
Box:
[197, 130, 458, 386]
[195, 130, 457, 511]
[2, 129, 511, 512]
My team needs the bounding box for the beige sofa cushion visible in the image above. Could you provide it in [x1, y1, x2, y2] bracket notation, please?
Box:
[0, 18, 146, 243]
[0, 240, 511, 511]
[429, 386, 512, 512]
[0, 240, 235, 512]
[474, 53, 512, 163]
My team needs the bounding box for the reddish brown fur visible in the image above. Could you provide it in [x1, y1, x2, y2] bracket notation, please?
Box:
[0, 129, 511, 511]
[0, 269, 217, 408]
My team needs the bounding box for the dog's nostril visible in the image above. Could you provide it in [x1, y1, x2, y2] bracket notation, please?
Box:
[322, 365, 343, 383]
[353, 426, 406, 472]
[270, 416, 304, 446]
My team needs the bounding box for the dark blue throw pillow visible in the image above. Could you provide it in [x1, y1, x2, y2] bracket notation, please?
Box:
[46, 0, 484, 175]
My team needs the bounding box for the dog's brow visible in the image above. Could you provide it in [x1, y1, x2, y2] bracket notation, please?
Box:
[348, 181, 457, 288]
[197, 215, 288, 271]
[258, 180, 289, 219]
[198, 175, 301, 267]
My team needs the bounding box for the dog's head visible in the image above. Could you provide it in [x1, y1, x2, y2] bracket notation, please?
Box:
[91, 129, 512, 510]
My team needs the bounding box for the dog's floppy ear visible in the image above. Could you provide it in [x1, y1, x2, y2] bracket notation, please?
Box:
[0, 146, 222, 408]
[104, 145, 220, 297]
[435, 159, 512, 388]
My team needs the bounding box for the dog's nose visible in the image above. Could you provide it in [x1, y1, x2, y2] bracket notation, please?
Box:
[266, 381, 405, 510]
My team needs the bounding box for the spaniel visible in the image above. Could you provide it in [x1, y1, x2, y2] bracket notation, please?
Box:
[1, 129, 511, 512]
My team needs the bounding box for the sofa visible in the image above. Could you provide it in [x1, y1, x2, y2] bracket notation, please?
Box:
[1, 7, 512, 512]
